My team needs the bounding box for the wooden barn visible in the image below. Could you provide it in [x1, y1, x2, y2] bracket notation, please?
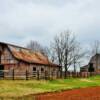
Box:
[80, 54, 100, 74]
[0, 42, 60, 79]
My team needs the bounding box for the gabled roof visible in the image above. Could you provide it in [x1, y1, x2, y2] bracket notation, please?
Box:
[90, 53, 100, 62]
[0, 42, 60, 67]
[81, 65, 88, 69]
[81, 53, 100, 69]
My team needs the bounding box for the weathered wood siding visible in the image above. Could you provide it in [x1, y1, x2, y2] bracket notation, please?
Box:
[0, 45, 60, 79]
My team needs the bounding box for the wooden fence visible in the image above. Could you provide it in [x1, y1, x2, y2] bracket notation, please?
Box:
[62, 71, 97, 78]
[0, 70, 98, 80]
[0, 70, 61, 80]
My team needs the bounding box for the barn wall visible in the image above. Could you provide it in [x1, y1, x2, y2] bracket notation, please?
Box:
[0, 44, 60, 79]
[29, 64, 60, 79]
[90, 55, 100, 73]
[1, 47, 18, 64]
[5, 63, 60, 79]
[4, 61, 60, 79]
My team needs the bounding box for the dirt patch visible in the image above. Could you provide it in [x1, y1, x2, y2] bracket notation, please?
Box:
[35, 87, 100, 100]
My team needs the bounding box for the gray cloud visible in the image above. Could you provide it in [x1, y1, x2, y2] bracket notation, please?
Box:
[0, 0, 99, 46]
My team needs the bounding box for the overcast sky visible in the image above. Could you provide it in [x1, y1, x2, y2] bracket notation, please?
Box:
[0, 0, 100, 47]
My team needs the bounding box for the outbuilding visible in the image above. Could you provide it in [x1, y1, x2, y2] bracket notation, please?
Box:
[0, 42, 60, 79]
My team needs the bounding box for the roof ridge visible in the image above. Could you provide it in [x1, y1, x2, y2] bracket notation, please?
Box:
[1, 41, 60, 67]
[0, 42, 31, 50]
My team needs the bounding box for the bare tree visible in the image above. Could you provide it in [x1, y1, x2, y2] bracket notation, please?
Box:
[50, 33, 66, 77]
[50, 31, 77, 78]
[47, 46, 57, 63]
[50, 31, 85, 78]
[72, 42, 86, 73]
[63, 31, 76, 77]
[26, 40, 48, 56]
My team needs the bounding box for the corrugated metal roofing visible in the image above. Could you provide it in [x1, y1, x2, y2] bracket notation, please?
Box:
[5, 43, 60, 67]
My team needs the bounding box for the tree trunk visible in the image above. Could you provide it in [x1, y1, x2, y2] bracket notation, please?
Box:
[65, 65, 67, 78]
[74, 58, 76, 73]
[64, 49, 68, 79]
[60, 66, 62, 78]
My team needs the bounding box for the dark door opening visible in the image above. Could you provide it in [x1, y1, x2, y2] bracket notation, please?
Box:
[88, 63, 94, 72]
[0, 64, 4, 78]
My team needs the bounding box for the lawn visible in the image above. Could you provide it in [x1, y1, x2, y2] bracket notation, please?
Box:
[0, 75, 100, 99]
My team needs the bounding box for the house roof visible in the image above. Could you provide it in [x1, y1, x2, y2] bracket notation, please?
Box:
[81, 53, 100, 69]
[0, 42, 60, 67]
[90, 53, 100, 62]
[81, 65, 88, 69]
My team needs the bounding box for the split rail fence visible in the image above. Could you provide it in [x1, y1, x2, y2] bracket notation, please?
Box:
[0, 70, 98, 80]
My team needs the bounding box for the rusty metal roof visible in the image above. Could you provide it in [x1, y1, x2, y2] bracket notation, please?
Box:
[4, 43, 60, 67]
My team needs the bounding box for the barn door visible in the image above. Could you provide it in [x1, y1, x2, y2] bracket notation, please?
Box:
[88, 63, 94, 72]
[0, 64, 4, 78]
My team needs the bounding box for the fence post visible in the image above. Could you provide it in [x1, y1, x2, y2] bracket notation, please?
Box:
[12, 69, 14, 80]
[52, 71, 53, 80]
[3, 70, 4, 79]
[26, 70, 28, 80]
[37, 70, 39, 80]
[87, 72, 89, 78]
[79, 72, 81, 78]
[48, 71, 50, 80]
[45, 71, 47, 80]
[57, 71, 59, 79]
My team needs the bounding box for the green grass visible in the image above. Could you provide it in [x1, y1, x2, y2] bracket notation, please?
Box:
[1, 75, 100, 99]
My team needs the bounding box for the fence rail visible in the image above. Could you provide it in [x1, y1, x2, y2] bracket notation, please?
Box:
[0, 70, 98, 80]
